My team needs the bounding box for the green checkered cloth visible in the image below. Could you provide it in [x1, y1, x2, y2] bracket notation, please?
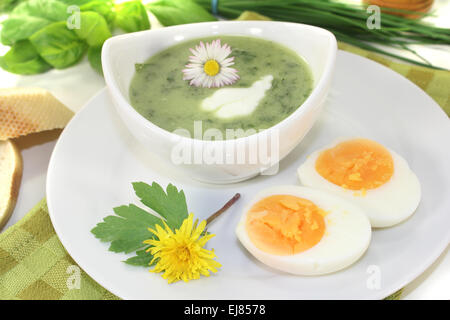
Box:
[0, 199, 118, 300]
[0, 12, 448, 300]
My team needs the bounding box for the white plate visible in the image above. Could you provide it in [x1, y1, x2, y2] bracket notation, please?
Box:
[46, 51, 450, 300]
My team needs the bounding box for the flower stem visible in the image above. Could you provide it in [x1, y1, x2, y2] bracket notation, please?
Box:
[206, 193, 241, 225]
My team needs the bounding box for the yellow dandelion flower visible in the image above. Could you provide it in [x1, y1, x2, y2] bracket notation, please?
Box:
[143, 213, 221, 284]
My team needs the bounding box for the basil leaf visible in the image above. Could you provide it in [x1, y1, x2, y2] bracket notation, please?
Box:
[88, 46, 103, 75]
[59, 0, 101, 5]
[29, 21, 87, 69]
[115, 0, 150, 33]
[0, 40, 52, 74]
[1, 0, 69, 45]
[11, 0, 68, 21]
[1, 16, 51, 46]
[80, 0, 116, 28]
[74, 11, 111, 47]
[147, 0, 216, 26]
[0, 0, 27, 13]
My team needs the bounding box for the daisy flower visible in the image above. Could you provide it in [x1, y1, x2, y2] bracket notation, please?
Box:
[144, 213, 221, 283]
[182, 39, 239, 88]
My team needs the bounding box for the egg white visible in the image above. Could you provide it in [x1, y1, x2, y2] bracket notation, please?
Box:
[297, 139, 421, 228]
[235, 185, 372, 276]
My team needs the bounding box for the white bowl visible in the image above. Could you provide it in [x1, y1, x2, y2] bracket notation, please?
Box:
[102, 21, 337, 183]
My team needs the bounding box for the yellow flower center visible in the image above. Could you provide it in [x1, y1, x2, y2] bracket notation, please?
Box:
[143, 213, 221, 283]
[203, 59, 220, 76]
[178, 246, 191, 262]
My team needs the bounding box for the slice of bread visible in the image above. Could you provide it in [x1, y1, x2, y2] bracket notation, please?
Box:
[0, 140, 23, 230]
[0, 87, 74, 141]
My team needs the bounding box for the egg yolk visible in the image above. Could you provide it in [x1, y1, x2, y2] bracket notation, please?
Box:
[315, 138, 394, 191]
[245, 195, 326, 256]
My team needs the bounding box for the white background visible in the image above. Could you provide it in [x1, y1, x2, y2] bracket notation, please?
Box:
[0, 0, 448, 299]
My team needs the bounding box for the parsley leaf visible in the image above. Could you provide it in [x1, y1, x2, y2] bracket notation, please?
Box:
[91, 204, 158, 254]
[91, 181, 189, 266]
[124, 246, 154, 266]
[132, 182, 189, 230]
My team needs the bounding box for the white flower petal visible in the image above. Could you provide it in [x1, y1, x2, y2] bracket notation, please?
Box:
[183, 39, 239, 88]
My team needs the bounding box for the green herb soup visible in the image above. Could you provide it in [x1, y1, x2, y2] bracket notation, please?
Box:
[129, 36, 313, 139]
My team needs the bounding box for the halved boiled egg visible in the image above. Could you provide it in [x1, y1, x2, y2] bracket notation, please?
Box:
[297, 138, 421, 228]
[235, 186, 371, 275]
